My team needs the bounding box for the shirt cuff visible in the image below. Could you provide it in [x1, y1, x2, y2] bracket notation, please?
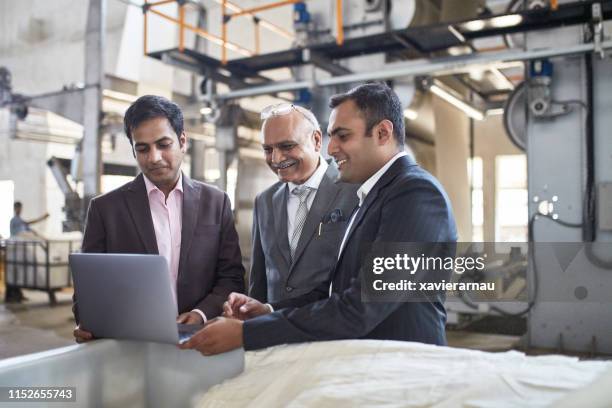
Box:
[191, 309, 207, 324]
[265, 303, 274, 313]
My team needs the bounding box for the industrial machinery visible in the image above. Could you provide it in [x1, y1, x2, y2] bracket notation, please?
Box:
[2, 0, 612, 354]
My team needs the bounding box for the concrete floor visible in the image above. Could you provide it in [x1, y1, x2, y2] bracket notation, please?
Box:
[0, 288, 522, 360]
[0, 289, 75, 359]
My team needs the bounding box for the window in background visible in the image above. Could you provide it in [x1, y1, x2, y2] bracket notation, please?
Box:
[468, 157, 484, 242]
[496, 155, 528, 242]
[0, 180, 15, 238]
[226, 159, 238, 210]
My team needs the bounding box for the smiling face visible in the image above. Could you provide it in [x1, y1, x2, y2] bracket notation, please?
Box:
[327, 99, 387, 184]
[132, 117, 186, 192]
[262, 111, 322, 184]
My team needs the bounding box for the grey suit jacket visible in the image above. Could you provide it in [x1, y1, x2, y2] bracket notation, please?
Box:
[243, 155, 457, 350]
[74, 172, 245, 322]
[249, 163, 358, 306]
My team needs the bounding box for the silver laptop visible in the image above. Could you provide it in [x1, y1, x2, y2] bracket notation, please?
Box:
[70, 253, 202, 344]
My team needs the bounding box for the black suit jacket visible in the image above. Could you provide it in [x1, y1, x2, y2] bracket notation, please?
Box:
[74, 173, 245, 322]
[249, 163, 358, 306]
[243, 155, 457, 350]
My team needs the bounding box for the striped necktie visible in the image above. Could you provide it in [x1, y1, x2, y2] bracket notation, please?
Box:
[290, 185, 313, 261]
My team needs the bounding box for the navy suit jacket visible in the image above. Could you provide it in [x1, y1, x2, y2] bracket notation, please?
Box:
[243, 155, 457, 350]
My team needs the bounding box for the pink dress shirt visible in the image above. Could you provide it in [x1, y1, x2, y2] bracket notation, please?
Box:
[143, 173, 207, 322]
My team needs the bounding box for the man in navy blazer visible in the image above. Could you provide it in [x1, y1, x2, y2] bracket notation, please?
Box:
[181, 83, 457, 355]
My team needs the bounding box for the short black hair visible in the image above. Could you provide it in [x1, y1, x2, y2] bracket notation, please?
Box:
[329, 82, 405, 147]
[14, 201, 22, 210]
[123, 95, 184, 147]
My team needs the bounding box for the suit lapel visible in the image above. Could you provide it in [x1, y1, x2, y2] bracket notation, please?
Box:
[335, 189, 378, 267]
[336, 155, 417, 267]
[124, 173, 158, 254]
[272, 184, 291, 268]
[290, 165, 341, 269]
[178, 173, 201, 280]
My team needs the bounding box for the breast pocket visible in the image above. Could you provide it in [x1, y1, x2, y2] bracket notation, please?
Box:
[319, 222, 348, 238]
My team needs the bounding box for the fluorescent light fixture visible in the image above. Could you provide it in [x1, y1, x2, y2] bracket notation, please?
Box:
[403, 108, 418, 120]
[463, 19, 485, 32]
[462, 14, 522, 32]
[486, 108, 504, 116]
[200, 107, 213, 115]
[490, 14, 523, 28]
[430, 83, 485, 121]
[102, 89, 137, 103]
[447, 45, 472, 56]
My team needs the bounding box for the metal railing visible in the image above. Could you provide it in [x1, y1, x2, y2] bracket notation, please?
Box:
[143, 0, 345, 65]
[4, 239, 80, 304]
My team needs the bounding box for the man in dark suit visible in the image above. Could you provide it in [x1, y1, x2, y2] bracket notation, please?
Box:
[180, 83, 457, 355]
[249, 104, 357, 309]
[73, 95, 245, 342]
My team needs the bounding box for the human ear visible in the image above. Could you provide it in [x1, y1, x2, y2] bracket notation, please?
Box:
[312, 130, 322, 151]
[179, 132, 187, 152]
[376, 120, 394, 145]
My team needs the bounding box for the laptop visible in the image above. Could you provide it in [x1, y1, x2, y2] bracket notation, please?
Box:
[70, 253, 203, 344]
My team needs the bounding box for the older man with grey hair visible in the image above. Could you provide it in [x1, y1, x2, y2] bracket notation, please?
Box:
[237, 103, 358, 316]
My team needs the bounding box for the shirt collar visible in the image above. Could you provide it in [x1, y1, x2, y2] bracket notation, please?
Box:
[287, 156, 328, 193]
[357, 151, 408, 206]
[143, 171, 184, 196]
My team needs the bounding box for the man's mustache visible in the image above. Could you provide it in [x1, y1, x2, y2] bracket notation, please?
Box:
[270, 159, 297, 170]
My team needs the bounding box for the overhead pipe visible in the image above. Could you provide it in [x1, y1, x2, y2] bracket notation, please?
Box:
[209, 39, 612, 101]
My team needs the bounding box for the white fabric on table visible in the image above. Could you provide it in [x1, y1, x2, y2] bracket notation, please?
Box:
[195, 340, 612, 408]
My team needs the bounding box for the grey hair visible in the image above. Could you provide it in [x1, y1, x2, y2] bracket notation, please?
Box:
[260, 104, 321, 134]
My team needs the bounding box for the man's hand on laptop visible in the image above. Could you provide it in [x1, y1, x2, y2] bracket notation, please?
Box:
[222, 292, 271, 320]
[179, 317, 242, 356]
[176, 311, 204, 325]
[73, 325, 94, 343]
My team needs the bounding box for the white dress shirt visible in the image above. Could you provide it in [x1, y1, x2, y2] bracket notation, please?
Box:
[337, 151, 408, 258]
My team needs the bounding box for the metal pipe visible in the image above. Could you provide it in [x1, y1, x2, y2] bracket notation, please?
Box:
[222, 0, 227, 64]
[228, 0, 302, 19]
[212, 40, 612, 101]
[143, 0, 148, 55]
[319, 41, 612, 85]
[211, 80, 311, 100]
[254, 18, 260, 55]
[336, 0, 343, 45]
[179, 3, 185, 51]
[82, 0, 105, 209]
